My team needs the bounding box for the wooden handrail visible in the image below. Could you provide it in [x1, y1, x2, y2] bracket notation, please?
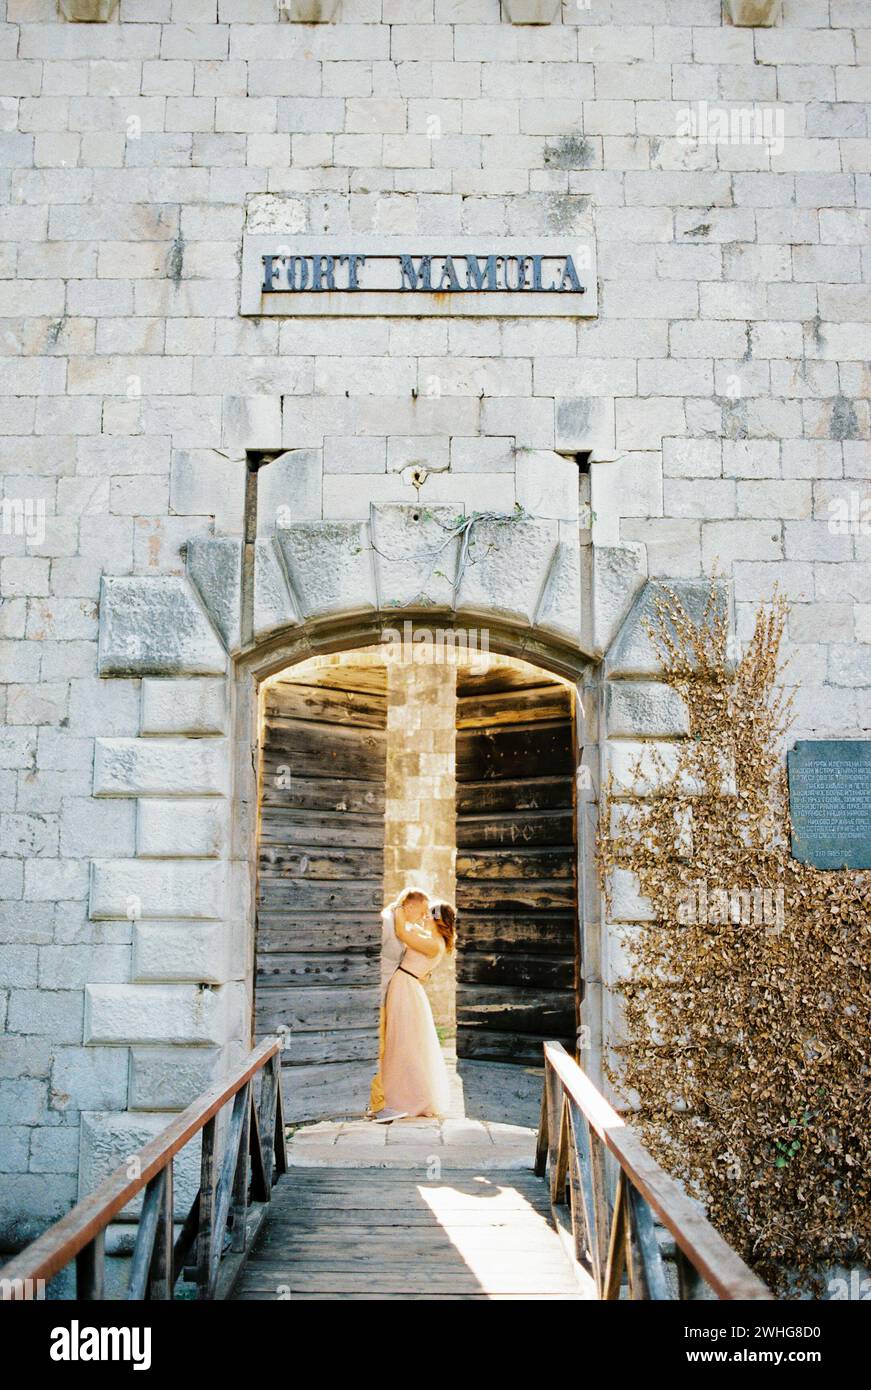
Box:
[536, 1042, 772, 1301]
[0, 1037, 286, 1298]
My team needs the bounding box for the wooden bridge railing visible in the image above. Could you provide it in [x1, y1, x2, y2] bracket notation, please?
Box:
[0, 1037, 287, 1301]
[535, 1041, 772, 1301]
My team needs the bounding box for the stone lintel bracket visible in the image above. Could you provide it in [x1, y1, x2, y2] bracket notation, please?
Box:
[724, 0, 782, 25]
[59, 0, 119, 20]
[186, 537, 244, 654]
[605, 578, 734, 680]
[502, 0, 562, 23]
[279, 0, 340, 21]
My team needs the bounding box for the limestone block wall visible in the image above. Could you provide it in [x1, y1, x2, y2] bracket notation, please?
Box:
[0, 0, 869, 1246]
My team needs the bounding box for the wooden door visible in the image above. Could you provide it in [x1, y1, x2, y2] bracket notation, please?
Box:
[455, 667, 579, 1066]
[254, 664, 387, 1122]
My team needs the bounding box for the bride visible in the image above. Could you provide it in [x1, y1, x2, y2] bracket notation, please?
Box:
[376, 900, 457, 1123]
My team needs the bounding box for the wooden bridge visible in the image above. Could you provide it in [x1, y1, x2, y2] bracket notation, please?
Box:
[0, 1039, 771, 1303]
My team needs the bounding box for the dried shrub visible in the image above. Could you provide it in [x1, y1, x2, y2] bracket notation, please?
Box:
[597, 581, 871, 1294]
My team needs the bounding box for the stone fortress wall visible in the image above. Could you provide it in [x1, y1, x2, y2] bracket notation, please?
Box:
[0, 0, 868, 1246]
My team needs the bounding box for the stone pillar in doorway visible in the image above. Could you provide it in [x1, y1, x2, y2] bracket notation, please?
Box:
[383, 654, 457, 1032]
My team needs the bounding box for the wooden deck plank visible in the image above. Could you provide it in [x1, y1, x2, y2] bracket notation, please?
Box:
[234, 1284, 583, 1295]
[231, 1166, 586, 1301]
[262, 1211, 554, 1226]
[236, 1287, 581, 1297]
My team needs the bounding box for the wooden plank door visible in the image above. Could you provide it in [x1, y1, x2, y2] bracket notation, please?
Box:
[455, 667, 579, 1066]
[254, 664, 387, 1123]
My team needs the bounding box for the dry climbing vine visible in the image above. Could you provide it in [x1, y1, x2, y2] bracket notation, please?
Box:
[597, 581, 870, 1295]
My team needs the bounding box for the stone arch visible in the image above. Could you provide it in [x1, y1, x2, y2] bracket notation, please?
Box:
[98, 503, 599, 676]
[236, 620, 592, 1122]
[228, 609, 600, 1088]
[85, 503, 731, 1170]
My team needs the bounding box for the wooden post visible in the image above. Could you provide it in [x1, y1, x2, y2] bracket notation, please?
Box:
[676, 1245, 705, 1300]
[565, 1120, 587, 1265]
[75, 1230, 104, 1300]
[149, 1166, 174, 1300]
[603, 1170, 628, 1300]
[534, 1072, 549, 1177]
[588, 1127, 612, 1295]
[545, 1054, 563, 1175]
[272, 1057, 288, 1178]
[231, 1082, 252, 1252]
[196, 1116, 217, 1299]
[568, 1099, 598, 1279]
[258, 1060, 279, 1196]
[206, 1087, 249, 1297]
[550, 1096, 570, 1206]
[627, 1186, 669, 1301]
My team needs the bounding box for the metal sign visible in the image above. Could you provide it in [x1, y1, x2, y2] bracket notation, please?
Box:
[241, 235, 597, 317]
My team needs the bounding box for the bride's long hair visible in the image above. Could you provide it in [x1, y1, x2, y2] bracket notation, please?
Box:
[430, 901, 457, 953]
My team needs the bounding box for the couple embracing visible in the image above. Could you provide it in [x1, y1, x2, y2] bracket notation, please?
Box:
[367, 888, 457, 1124]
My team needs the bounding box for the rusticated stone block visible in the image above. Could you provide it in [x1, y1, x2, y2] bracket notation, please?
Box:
[98, 576, 227, 678]
[455, 517, 558, 628]
[89, 860, 226, 920]
[556, 397, 616, 461]
[535, 539, 582, 646]
[129, 1047, 227, 1112]
[589, 543, 647, 658]
[257, 450, 322, 533]
[132, 922, 229, 983]
[136, 799, 225, 858]
[371, 504, 460, 612]
[606, 741, 736, 798]
[253, 539, 299, 642]
[607, 868, 656, 922]
[140, 679, 227, 736]
[59, 0, 119, 19]
[93, 738, 229, 798]
[605, 579, 732, 679]
[276, 520, 377, 621]
[725, 0, 782, 26]
[280, 0, 340, 21]
[186, 537, 243, 653]
[79, 1110, 199, 1217]
[83, 982, 241, 1045]
[515, 452, 579, 521]
[605, 681, 690, 738]
[502, 0, 561, 23]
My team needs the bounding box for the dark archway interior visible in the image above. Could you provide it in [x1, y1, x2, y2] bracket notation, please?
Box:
[253, 648, 580, 1129]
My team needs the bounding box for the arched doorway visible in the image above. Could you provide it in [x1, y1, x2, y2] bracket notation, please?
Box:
[249, 640, 581, 1126]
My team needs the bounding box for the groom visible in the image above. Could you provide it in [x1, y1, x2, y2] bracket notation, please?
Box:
[367, 886, 430, 1122]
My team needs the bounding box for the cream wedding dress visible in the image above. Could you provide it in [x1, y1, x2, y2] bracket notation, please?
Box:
[381, 932, 451, 1119]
